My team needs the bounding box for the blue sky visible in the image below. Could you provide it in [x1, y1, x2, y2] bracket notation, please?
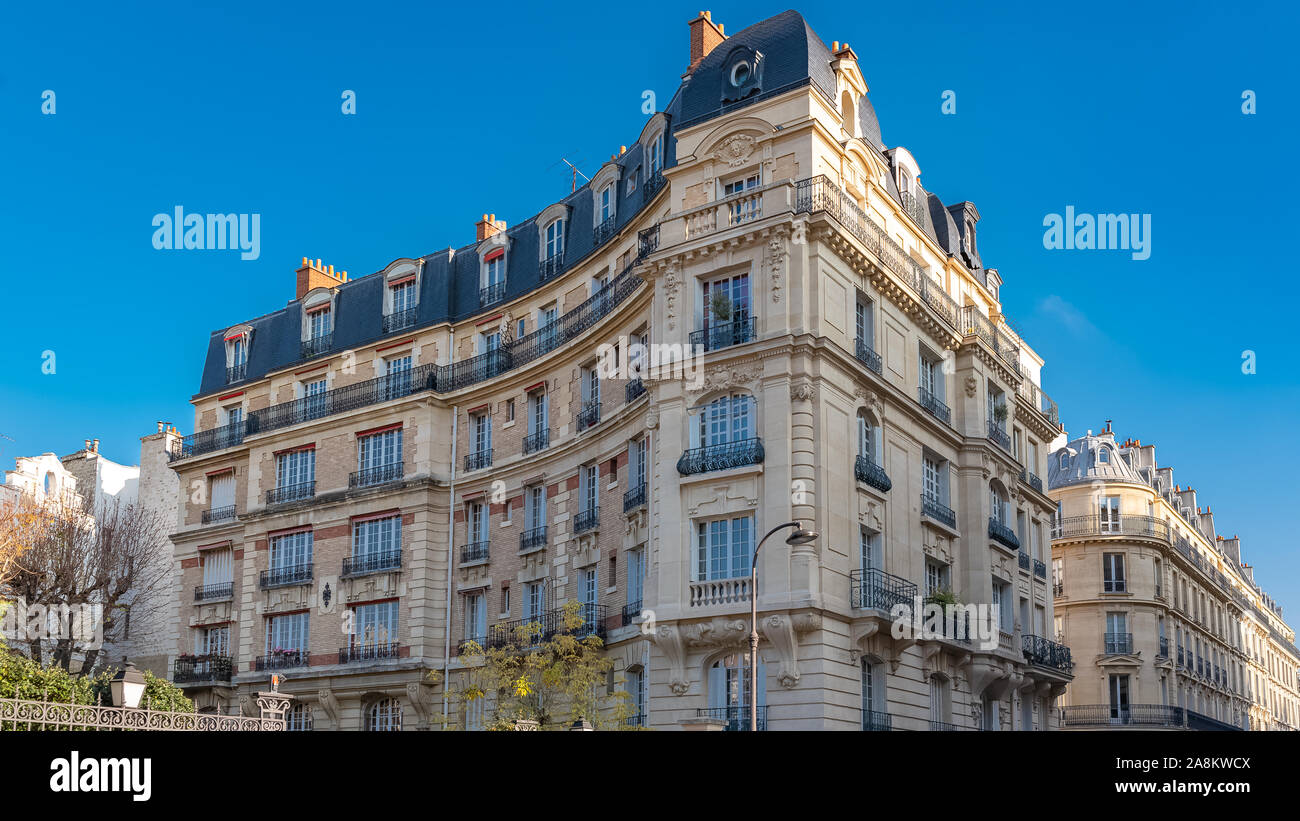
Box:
[2, 1, 1297, 609]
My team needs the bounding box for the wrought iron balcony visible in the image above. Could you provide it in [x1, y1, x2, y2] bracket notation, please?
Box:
[921, 494, 956, 528]
[638, 224, 660, 257]
[577, 400, 601, 432]
[862, 710, 893, 731]
[202, 505, 235, 524]
[1016, 379, 1060, 427]
[1018, 551, 1031, 571]
[918, 387, 950, 424]
[643, 171, 665, 203]
[350, 461, 403, 488]
[594, 216, 616, 246]
[170, 420, 245, 461]
[574, 507, 599, 534]
[193, 582, 233, 602]
[540, 254, 564, 281]
[1023, 634, 1073, 672]
[1051, 514, 1170, 542]
[677, 438, 764, 475]
[855, 338, 883, 374]
[464, 449, 493, 472]
[1019, 469, 1044, 493]
[626, 379, 647, 402]
[173, 654, 233, 684]
[854, 455, 891, 492]
[460, 541, 489, 564]
[1034, 558, 1047, 579]
[696, 706, 766, 731]
[522, 428, 550, 454]
[928, 719, 980, 731]
[266, 481, 315, 506]
[689, 317, 757, 352]
[1053, 581, 1064, 597]
[253, 650, 309, 671]
[226, 362, 247, 383]
[625, 713, 647, 728]
[382, 307, 416, 333]
[301, 333, 333, 360]
[480, 281, 506, 307]
[1104, 632, 1134, 655]
[260, 563, 313, 590]
[988, 518, 1020, 550]
[850, 567, 917, 612]
[338, 642, 401, 664]
[1157, 637, 1170, 658]
[341, 550, 401, 578]
[987, 420, 1011, 451]
[623, 483, 646, 513]
[621, 601, 642, 626]
[1061, 704, 1187, 728]
[520, 525, 547, 553]
[486, 603, 608, 649]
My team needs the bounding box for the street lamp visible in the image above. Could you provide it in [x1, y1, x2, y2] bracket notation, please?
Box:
[749, 521, 818, 731]
[109, 659, 146, 709]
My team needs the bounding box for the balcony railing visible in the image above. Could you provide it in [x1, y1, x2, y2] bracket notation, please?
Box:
[520, 525, 547, 553]
[958, 306, 1019, 373]
[689, 317, 756, 352]
[226, 362, 247, 383]
[1061, 704, 1186, 729]
[464, 449, 493, 472]
[173, 654, 233, 684]
[341, 550, 401, 577]
[862, 710, 893, 732]
[918, 387, 951, 424]
[855, 338, 882, 374]
[1104, 632, 1134, 655]
[626, 379, 647, 402]
[677, 438, 764, 476]
[621, 601, 642, 626]
[1034, 559, 1047, 579]
[643, 171, 666, 202]
[170, 420, 245, 462]
[1157, 636, 1170, 657]
[486, 604, 608, 649]
[574, 507, 599, 534]
[1052, 514, 1170, 542]
[1018, 551, 1031, 571]
[987, 421, 1011, 451]
[1023, 635, 1074, 672]
[854, 455, 891, 492]
[460, 542, 489, 564]
[338, 642, 401, 664]
[260, 563, 313, 590]
[594, 216, 616, 246]
[301, 333, 333, 360]
[350, 461, 403, 489]
[202, 505, 235, 524]
[540, 254, 564, 281]
[193, 582, 233, 602]
[696, 706, 766, 731]
[382, 307, 416, 333]
[988, 518, 1020, 550]
[1019, 469, 1044, 494]
[522, 428, 550, 454]
[266, 481, 315, 506]
[623, 483, 646, 513]
[1016, 379, 1060, 427]
[928, 720, 979, 731]
[921, 494, 956, 528]
[577, 400, 601, 432]
[638, 224, 660, 257]
[480, 281, 506, 307]
[253, 650, 309, 671]
[850, 568, 917, 612]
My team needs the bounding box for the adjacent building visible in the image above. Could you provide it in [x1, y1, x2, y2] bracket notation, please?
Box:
[1049, 425, 1300, 730]
[165, 9, 1070, 730]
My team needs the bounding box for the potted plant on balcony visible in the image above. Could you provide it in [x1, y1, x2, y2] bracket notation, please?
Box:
[709, 291, 733, 324]
[992, 403, 1008, 425]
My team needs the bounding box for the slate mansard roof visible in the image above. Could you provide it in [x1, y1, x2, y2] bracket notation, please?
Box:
[194, 9, 976, 398]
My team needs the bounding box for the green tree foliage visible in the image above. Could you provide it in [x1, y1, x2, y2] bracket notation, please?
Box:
[0, 651, 192, 728]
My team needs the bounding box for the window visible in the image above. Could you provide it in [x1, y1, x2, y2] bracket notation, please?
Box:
[286, 704, 312, 731]
[629, 438, 647, 489]
[599, 185, 614, 224]
[524, 484, 546, 531]
[527, 389, 548, 438]
[484, 250, 505, 287]
[1098, 447, 1110, 464]
[989, 485, 1009, 525]
[545, 218, 565, 260]
[855, 297, 874, 352]
[303, 378, 327, 420]
[353, 514, 401, 563]
[275, 448, 315, 493]
[929, 675, 950, 724]
[723, 173, 761, 224]
[523, 582, 545, 622]
[627, 548, 644, 609]
[265, 612, 308, 656]
[922, 454, 948, 505]
[208, 471, 235, 516]
[198, 624, 229, 657]
[269, 530, 312, 577]
[580, 464, 599, 514]
[464, 592, 486, 643]
[857, 411, 880, 465]
[308, 305, 331, 340]
[991, 579, 1014, 633]
[1099, 496, 1121, 533]
[1052, 557, 1064, 592]
[626, 667, 647, 723]
[358, 427, 402, 473]
[202, 546, 232, 591]
[468, 501, 487, 543]
[708, 652, 765, 714]
[693, 393, 755, 448]
[382, 354, 412, 399]
[696, 515, 754, 582]
[918, 347, 943, 401]
[925, 560, 948, 596]
[1103, 553, 1126, 593]
[580, 567, 598, 622]
[1108, 675, 1130, 721]
[351, 600, 398, 650]
[1059, 452, 1068, 471]
[389, 277, 416, 317]
[366, 698, 402, 731]
[861, 658, 885, 728]
[648, 135, 663, 176]
[471, 412, 492, 458]
[859, 527, 882, 572]
[222, 404, 243, 429]
[702, 273, 750, 333]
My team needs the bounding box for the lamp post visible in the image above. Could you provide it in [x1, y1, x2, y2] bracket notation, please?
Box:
[749, 521, 818, 732]
[109, 659, 146, 709]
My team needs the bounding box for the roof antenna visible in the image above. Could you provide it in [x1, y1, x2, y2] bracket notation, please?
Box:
[559, 158, 590, 194]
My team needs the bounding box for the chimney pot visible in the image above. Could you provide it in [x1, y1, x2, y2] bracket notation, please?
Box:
[687, 10, 727, 72]
[92, 438, 99, 453]
[84, 439, 91, 451]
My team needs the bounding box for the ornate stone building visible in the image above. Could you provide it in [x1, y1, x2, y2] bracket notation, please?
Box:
[166, 9, 1070, 730]
[1049, 425, 1299, 730]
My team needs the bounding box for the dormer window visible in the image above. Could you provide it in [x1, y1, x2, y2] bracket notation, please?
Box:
[302, 295, 333, 359]
[545, 219, 565, 261]
[380, 259, 421, 333]
[480, 248, 506, 307]
[599, 185, 614, 224]
[1098, 448, 1110, 464]
[224, 325, 253, 383]
[1059, 452, 1069, 471]
[648, 135, 663, 176]
[964, 218, 975, 252]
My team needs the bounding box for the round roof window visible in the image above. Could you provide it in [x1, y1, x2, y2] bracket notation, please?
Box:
[730, 61, 751, 87]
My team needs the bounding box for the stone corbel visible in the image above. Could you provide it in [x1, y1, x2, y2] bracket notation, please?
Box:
[652, 624, 690, 695]
[238, 694, 254, 717]
[317, 688, 341, 726]
[760, 614, 801, 688]
[406, 681, 432, 726]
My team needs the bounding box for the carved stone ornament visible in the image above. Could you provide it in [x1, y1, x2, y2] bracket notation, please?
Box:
[688, 364, 761, 395]
[790, 380, 816, 402]
[714, 133, 756, 167]
[767, 231, 787, 304]
[964, 375, 978, 398]
[664, 266, 681, 332]
[645, 408, 659, 429]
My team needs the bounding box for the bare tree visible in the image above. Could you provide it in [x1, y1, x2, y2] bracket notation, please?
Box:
[3, 495, 170, 673]
[0, 492, 47, 588]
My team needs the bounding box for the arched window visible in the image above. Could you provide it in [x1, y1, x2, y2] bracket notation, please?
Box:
[1098, 447, 1110, 464]
[366, 698, 402, 731]
[857, 410, 881, 465]
[544, 218, 565, 262]
[989, 482, 1009, 525]
[708, 652, 766, 729]
[43, 472, 54, 496]
[840, 90, 856, 137]
[286, 703, 312, 731]
[692, 393, 755, 449]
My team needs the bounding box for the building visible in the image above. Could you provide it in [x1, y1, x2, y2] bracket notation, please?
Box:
[1049, 425, 1300, 730]
[0, 426, 181, 676]
[165, 9, 1070, 730]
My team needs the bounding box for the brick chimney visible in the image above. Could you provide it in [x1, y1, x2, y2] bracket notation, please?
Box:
[688, 11, 726, 72]
[476, 214, 507, 241]
[296, 257, 347, 300]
